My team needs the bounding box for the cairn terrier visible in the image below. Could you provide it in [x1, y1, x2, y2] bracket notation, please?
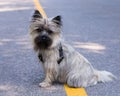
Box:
[29, 10, 116, 88]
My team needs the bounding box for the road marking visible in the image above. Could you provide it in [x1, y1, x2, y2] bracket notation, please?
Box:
[33, 0, 88, 96]
[64, 84, 87, 96]
[33, 0, 47, 18]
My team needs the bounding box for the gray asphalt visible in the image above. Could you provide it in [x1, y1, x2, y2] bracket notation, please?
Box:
[0, 0, 120, 96]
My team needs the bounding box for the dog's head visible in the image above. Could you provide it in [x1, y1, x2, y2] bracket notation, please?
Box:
[29, 10, 62, 50]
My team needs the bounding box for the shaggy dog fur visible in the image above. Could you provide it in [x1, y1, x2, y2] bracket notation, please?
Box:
[29, 10, 116, 88]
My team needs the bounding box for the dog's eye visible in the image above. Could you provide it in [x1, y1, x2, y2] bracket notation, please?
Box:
[36, 28, 42, 32]
[36, 27, 43, 32]
[47, 30, 53, 34]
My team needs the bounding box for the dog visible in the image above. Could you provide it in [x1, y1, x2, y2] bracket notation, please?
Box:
[29, 10, 116, 88]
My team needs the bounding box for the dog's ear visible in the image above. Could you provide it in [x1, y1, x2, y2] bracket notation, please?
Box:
[32, 10, 42, 18]
[52, 16, 62, 26]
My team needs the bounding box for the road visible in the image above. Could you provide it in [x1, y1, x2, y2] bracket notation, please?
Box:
[0, 0, 120, 96]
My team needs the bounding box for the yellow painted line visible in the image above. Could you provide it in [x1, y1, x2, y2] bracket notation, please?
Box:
[64, 84, 88, 96]
[33, 0, 47, 18]
[33, 0, 88, 96]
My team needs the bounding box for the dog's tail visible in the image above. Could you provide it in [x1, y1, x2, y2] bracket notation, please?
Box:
[94, 70, 116, 83]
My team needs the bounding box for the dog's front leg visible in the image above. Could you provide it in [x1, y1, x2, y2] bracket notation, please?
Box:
[39, 64, 55, 88]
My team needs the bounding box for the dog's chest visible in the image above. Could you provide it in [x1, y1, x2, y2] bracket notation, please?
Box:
[41, 49, 59, 62]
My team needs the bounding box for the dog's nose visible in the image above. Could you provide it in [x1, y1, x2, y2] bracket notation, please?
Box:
[41, 35, 47, 40]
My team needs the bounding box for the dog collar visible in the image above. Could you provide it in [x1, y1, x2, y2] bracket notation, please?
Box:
[38, 43, 64, 64]
[57, 43, 64, 64]
[38, 54, 44, 63]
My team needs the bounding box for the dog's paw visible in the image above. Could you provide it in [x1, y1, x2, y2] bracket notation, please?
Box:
[39, 82, 51, 88]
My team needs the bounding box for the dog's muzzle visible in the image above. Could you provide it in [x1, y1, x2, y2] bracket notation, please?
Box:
[34, 35, 52, 49]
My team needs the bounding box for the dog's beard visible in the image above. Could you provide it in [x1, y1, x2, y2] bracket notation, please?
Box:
[34, 35, 52, 49]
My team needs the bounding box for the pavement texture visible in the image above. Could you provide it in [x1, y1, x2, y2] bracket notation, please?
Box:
[0, 0, 120, 96]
